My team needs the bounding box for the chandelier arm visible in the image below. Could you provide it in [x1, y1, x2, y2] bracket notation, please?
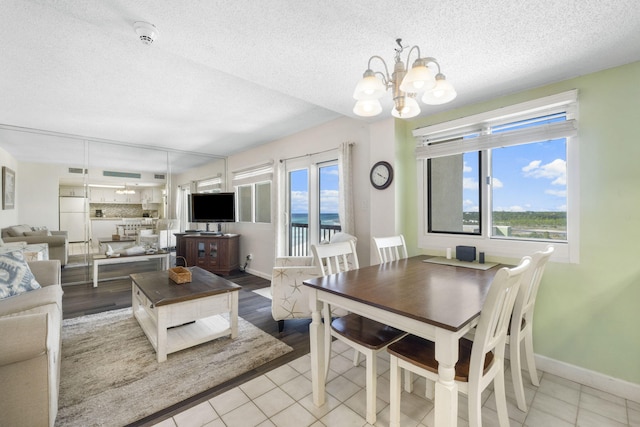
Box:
[404, 45, 421, 66]
[367, 55, 392, 82]
[421, 57, 442, 73]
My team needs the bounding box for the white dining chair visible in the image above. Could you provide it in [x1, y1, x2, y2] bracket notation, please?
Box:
[387, 256, 531, 427]
[509, 245, 554, 411]
[373, 234, 407, 263]
[312, 239, 405, 425]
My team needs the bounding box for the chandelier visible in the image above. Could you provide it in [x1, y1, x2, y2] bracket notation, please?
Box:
[352, 38, 456, 119]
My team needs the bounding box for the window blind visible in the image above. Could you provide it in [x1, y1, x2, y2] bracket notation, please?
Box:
[232, 161, 274, 186]
[414, 90, 578, 159]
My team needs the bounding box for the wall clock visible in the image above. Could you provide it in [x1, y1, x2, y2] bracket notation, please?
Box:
[370, 161, 393, 190]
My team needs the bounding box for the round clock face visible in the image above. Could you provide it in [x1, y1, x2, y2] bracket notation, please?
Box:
[370, 161, 393, 189]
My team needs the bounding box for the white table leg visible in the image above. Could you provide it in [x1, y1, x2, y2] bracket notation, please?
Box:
[156, 308, 168, 363]
[309, 290, 326, 407]
[230, 291, 238, 338]
[434, 328, 459, 427]
[93, 261, 100, 287]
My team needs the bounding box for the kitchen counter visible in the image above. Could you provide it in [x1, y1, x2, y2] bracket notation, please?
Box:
[90, 217, 159, 220]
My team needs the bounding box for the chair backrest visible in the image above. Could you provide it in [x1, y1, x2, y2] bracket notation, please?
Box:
[469, 256, 531, 380]
[511, 245, 554, 334]
[311, 240, 359, 275]
[373, 235, 407, 263]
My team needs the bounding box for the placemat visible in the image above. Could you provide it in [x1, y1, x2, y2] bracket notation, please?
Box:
[423, 256, 498, 270]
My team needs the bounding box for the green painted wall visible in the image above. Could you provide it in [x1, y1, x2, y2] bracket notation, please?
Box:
[396, 61, 640, 384]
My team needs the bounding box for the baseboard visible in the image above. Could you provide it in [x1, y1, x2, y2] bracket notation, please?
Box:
[243, 267, 271, 281]
[533, 353, 640, 403]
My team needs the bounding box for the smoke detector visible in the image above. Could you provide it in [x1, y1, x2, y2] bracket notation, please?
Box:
[133, 21, 159, 45]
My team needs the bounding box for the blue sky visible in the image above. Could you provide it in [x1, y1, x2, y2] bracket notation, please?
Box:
[463, 138, 567, 212]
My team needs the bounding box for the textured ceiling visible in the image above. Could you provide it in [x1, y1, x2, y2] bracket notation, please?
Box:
[1, 0, 640, 173]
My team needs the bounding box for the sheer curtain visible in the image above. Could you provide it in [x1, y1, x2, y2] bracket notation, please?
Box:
[177, 184, 191, 232]
[338, 141, 355, 235]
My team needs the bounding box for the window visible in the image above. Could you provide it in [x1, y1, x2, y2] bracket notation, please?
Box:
[286, 154, 341, 256]
[414, 90, 578, 262]
[232, 163, 273, 224]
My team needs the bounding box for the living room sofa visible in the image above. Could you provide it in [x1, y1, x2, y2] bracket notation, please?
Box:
[1, 224, 68, 266]
[0, 259, 63, 427]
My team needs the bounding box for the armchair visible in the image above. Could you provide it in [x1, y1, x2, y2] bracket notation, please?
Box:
[270, 256, 320, 332]
[0, 259, 63, 427]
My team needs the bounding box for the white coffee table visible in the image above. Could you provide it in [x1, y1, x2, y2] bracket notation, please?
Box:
[130, 267, 241, 362]
[93, 251, 170, 287]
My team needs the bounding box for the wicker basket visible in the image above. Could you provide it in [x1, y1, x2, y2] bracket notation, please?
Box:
[168, 256, 192, 284]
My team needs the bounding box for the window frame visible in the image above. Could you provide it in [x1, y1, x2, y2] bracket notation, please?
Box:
[414, 90, 579, 263]
[232, 162, 273, 224]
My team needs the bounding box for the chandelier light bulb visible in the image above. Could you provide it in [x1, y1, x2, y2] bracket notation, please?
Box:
[353, 70, 386, 100]
[353, 99, 383, 117]
[391, 96, 420, 119]
[399, 59, 436, 93]
[422, 74, 457, 105]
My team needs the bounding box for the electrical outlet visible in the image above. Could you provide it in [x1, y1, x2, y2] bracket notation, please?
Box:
[247, 253, 253, 260]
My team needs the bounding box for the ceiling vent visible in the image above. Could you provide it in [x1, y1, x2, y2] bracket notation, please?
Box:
[103, 170, 141, 179]
[134, 21, 159, 45]
[154, 174, 165, 180]
[68, 167, 87, 174]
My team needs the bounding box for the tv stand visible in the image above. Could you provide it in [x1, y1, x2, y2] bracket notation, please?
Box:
[174, 233, 239, 275]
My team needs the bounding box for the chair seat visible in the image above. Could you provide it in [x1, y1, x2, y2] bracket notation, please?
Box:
[331, 313, 405, 350]
[387, 334, 494, 382]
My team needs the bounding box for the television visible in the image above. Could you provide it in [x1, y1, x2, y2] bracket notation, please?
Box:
[189, 193, 236, 227]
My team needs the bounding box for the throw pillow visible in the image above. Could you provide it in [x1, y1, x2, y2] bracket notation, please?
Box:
[0, 251, 41, 299]
[7, 224, 32, 237]
[24, 230, 52, 237]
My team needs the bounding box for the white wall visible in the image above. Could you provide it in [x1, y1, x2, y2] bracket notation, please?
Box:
[368, 118, 397, 263]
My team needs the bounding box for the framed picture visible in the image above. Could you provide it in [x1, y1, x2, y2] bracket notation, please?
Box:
[2, 167, 15, 210]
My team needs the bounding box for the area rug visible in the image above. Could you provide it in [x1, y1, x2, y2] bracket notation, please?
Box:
[252, 287, 272, 299]
[57, 308, 292, 426]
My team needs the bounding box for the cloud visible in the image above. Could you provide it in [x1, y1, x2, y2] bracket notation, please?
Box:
[463, 161, 472, 173]
[290, 190, 308, 213]
[492, 177, 503, 188]
[463, 199, 479, 211]
[320, 189, 339, 212]
[463, 177, 478, 190]
[321, 168, 339, 177]
[545, 189, 567, 197]
[522, 158, 566, 185]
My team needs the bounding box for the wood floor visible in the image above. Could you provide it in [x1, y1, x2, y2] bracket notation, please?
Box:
[61, 261, 311, 427]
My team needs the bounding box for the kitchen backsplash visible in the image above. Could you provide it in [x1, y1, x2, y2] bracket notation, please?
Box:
[90, 203, 152, 218]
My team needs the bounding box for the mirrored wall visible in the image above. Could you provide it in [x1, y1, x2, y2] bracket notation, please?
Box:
[0, 127, 226, 284]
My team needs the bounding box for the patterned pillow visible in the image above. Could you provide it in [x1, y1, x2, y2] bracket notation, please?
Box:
[0, 251, 41, 299]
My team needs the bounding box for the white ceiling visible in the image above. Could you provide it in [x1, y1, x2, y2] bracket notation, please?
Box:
[1, 0, 640, 173]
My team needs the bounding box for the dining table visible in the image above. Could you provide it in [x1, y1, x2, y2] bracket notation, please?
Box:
[303, 255, 502, 427]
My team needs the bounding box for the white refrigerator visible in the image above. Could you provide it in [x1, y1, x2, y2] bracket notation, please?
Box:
[59, 197, 87, 242]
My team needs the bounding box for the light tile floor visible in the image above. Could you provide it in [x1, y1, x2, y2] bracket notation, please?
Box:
[152, 340, 640, 427]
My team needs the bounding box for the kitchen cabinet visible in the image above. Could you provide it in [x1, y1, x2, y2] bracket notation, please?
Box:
[59, 186, 85, 197]
[90, 188, 141, 204]
[176, 233, 239, 275]
[141, 187, 163, 204]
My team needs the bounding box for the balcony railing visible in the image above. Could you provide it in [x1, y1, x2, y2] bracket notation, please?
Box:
[289, 223, 342, 257]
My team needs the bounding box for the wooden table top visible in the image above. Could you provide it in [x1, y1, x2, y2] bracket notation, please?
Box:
[303, 256, 502, 332]
[131, 266, 241, 307]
